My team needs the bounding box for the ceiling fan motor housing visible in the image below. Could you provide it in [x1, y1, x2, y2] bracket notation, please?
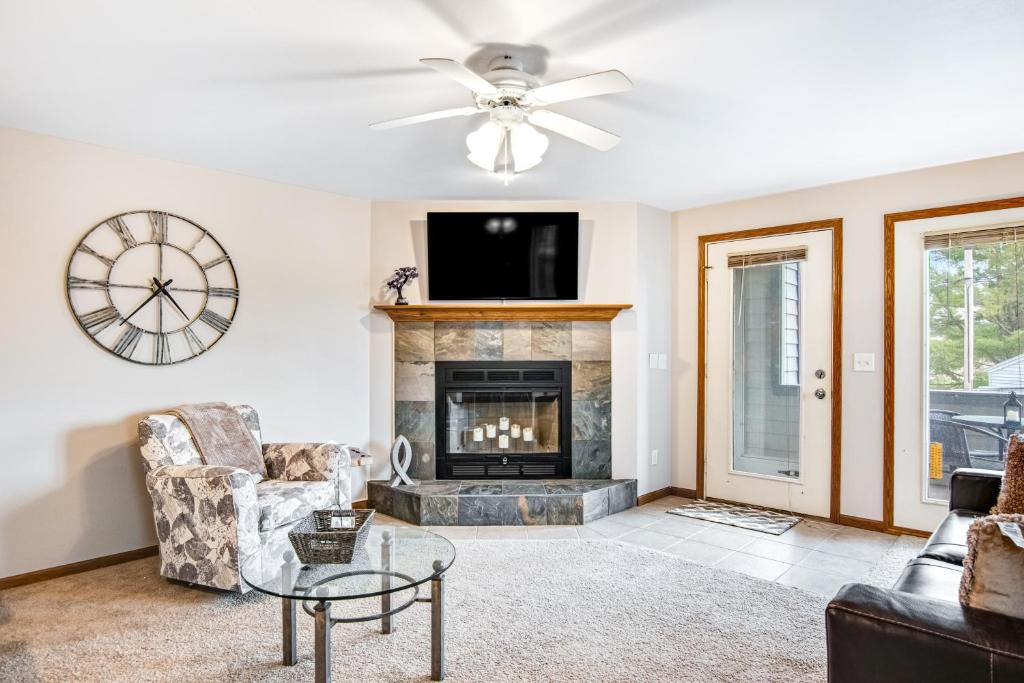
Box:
[476, 54, 538, 109]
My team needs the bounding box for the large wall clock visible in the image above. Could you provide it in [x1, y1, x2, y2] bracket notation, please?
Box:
[65, 210, 239, 365]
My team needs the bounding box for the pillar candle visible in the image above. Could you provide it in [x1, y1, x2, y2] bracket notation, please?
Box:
[510, 424, 521, 439]
[499, 417, 510, 431]
[522, 427, 534, 442]
[498, 434, 510, 449]
[485, 424, 497, 438]
[473, 427, 484, 442]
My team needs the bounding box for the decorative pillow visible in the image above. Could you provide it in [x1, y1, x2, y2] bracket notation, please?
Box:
[995, 435, 1024, 514]
[959, 514, 1024, 618]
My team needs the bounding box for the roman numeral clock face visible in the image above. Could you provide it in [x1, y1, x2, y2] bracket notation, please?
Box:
[66, 211, 239, 365]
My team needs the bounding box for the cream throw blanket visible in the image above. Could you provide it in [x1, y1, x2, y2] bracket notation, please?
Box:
[169, 402, 267, 481]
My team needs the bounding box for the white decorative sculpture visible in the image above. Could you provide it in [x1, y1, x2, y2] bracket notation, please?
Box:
[390, 435, 415, 487]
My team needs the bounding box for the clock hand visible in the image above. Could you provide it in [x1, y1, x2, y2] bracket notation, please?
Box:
[119, 278, 173, 326]
[151, 277, 190, 320]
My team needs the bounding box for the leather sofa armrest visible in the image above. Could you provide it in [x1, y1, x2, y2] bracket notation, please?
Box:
[949, 468, 1002, 513]
[826, 584, 1024, 683]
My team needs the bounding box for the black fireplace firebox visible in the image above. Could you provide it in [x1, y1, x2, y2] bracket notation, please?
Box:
[435, 361, 572, 479]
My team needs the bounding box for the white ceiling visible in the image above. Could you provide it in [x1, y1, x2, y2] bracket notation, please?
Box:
[1, 0, 1022, 210]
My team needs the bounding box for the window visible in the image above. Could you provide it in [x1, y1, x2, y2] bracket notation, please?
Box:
[925, 225, 1024, 501]
[780, 262, 800, 386]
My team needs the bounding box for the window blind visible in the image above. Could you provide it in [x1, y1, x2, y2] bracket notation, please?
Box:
[923, 225, 1024, 250]
[727, 248, 807, 268]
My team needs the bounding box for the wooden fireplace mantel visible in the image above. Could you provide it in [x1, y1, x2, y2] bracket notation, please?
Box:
[373, 303, 632, 322]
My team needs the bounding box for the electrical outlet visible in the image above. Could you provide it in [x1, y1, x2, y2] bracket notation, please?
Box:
[853, 352, 876, 372]
[651, 449, 659, 465]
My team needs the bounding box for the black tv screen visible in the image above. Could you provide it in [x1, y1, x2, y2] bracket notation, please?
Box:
[426, 212, 579, 300]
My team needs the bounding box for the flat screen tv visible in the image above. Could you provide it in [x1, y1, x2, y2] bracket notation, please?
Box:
[426, 212, 579, 300]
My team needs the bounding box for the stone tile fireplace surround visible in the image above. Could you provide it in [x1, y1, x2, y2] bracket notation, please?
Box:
[369, 306, 633, 526]
[393, 319, 613, 481]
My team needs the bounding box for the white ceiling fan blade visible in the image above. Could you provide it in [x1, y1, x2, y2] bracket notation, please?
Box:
[420, 58, 499, 95]
[527, 110, 621, 151]
[369, 106, 483, 131]
[527, 70, 632, 106]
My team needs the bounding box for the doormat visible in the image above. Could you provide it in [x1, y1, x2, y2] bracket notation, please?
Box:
[667, 500, 801, 535]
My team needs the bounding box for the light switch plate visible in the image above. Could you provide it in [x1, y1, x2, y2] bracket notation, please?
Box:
[649, 353, 658, 369]
[658, 353, 667, 369]
[853, 352, 876, 372]
[651, 449, 659, 465]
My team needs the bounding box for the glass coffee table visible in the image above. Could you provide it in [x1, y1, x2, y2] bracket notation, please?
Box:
[242, 524, 456, 682]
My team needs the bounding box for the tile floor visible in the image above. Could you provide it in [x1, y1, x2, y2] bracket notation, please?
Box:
[376, 495, 926, 597]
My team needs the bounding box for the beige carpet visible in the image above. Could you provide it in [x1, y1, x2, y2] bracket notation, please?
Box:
[0, 539, 845, 682]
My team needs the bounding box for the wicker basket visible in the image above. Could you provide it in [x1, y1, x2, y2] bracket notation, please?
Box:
[288, 509, 375, 564]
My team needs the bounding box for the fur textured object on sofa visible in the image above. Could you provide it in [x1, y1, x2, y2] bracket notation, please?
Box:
[995, 435, 1024, 514]
[959, 513, 1024, 618]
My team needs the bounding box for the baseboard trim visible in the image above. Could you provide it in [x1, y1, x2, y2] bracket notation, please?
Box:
[637, 487, 698, 505]
[887, 524, 932, 538]
[837, 515, 887, 533]
[637, 487, 671, 505]
[0, 545, 159, 591]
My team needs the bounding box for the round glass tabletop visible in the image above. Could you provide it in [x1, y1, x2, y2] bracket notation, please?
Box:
[242, 524, 456, 601]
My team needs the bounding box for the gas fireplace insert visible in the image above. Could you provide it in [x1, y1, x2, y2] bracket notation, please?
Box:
[435, 361, 572, 479]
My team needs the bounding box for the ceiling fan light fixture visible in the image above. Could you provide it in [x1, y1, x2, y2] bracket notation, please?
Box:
[510, 123, 548, 172]
[465, 120, 504, 171]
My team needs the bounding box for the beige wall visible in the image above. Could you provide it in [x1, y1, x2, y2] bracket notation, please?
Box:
[366, 201, 673, 495]
[0, 128, 372, 578]
[8, 121, 1023, 577]
[672, 151, 1024, 521]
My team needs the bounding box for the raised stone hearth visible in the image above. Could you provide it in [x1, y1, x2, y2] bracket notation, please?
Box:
[367, 479, 637, 526]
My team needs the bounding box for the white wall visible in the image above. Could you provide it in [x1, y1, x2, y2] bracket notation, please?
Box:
[0, 128, 372, 578]
[367, 201, 672, 494]
[635, 204, 673, 494]
[672, 151, 1024, 521]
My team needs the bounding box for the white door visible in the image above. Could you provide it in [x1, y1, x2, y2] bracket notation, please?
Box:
[704, 230, 834, 516]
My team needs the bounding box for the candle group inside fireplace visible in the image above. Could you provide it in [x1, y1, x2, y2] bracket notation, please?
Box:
[460, 416, 541, 452]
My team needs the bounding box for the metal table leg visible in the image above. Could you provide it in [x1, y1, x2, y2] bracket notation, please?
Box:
[282, 596, 297, 665]
[431, 560, 446, 681]
[314, 599, 331, 683]
[311, 602, 331, 683]
[381, 531, 395, 634]
[281, 554, 297, 665]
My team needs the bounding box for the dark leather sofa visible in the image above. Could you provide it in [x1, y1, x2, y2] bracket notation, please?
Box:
[826, 468, 1024, 682]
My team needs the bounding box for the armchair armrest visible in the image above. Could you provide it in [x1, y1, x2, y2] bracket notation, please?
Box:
[826, 584, 1024, 683]
[950, 468, 1003, 513]
[262, 442, 352, 508]
[144, 464, 261, 592]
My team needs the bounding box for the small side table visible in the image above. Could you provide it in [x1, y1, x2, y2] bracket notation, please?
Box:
[243, 524, 455, 682]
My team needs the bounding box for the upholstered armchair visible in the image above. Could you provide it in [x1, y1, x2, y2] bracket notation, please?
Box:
[138, 404, 352, 592]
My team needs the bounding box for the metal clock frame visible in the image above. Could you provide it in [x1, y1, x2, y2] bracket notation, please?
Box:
[65, 210, 239, 366]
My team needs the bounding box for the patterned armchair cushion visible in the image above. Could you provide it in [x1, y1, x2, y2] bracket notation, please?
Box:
[262, 442, 353, 508]
[145, 464, 261, 592]
[139, 404, 262, 473]
[255, 479, 336, 532]
[263, 442, 348, 480]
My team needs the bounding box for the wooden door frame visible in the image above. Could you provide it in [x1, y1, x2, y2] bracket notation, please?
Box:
[697, 218, 844, 523]
[883, 196, 1024, 535]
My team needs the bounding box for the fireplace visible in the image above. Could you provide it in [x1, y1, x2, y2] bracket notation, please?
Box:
[435, 361, 572, 479]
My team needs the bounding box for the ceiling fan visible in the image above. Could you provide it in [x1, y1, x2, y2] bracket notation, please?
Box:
[369, 55, 632, 181]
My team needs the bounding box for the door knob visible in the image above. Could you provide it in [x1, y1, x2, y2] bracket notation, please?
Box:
[815, 388, 826, 399]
